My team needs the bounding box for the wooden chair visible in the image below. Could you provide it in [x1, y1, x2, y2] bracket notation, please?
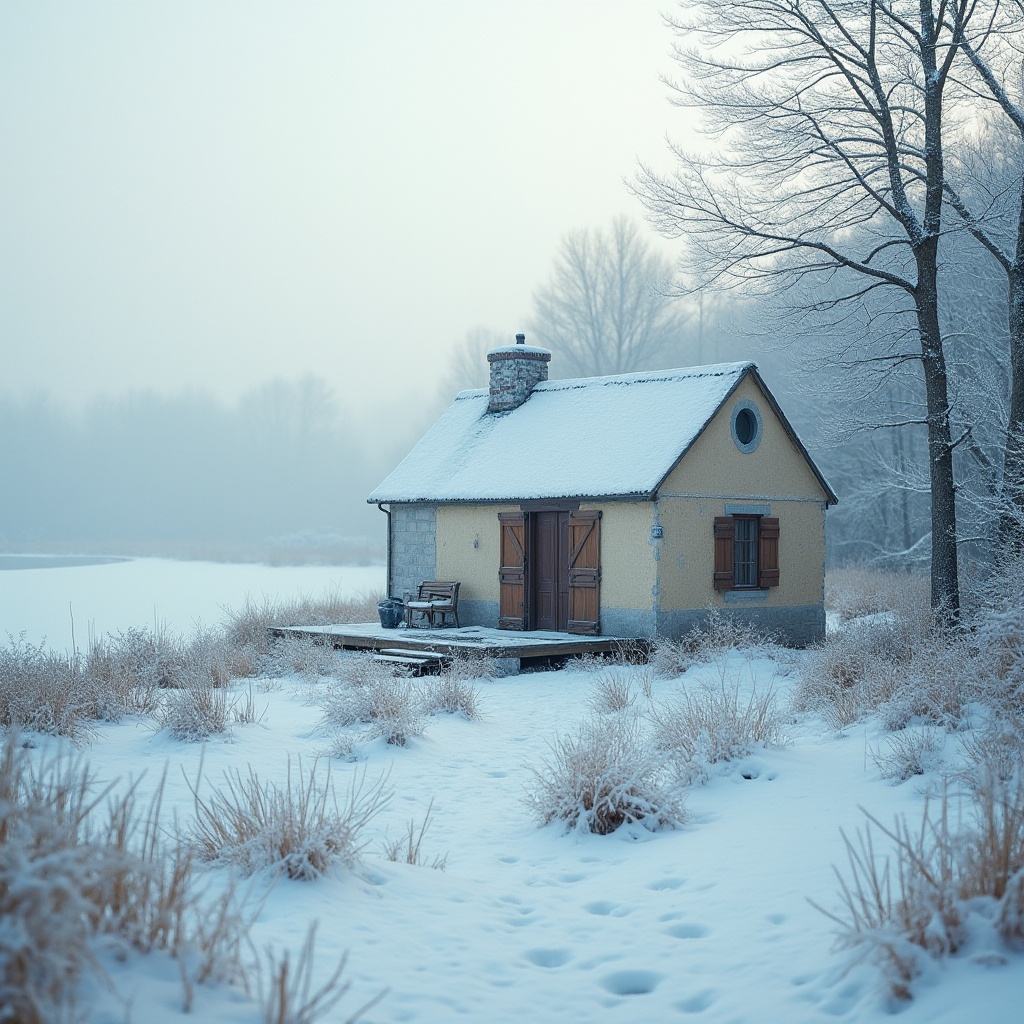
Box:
[404, 581, 461, 628]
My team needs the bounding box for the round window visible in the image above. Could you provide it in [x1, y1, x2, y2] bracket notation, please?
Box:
[735, 408, 756, 445]
[731, 400, 762, 453]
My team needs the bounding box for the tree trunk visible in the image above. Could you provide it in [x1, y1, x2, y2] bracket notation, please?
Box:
[917, 254, 961, 616]
[1001, 231, 1024, 550]
[917, 6, 960, 618]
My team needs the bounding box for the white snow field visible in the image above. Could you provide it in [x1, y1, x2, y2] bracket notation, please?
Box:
[0, 556, 385, 652]
[2, 560, 1022, 1023]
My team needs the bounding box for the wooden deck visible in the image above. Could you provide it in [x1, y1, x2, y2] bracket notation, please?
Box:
[270, 622, 640, 662]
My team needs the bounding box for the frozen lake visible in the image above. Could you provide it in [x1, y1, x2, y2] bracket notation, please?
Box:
[0, 556, 385, 652]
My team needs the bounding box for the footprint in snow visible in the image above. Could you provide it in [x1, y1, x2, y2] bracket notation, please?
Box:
[584, 900, 632, 917]
[523, 948, 571, 968]
[676, 989, 717, 1013]
[647, 877, 686, 891]
[665, 922, 711, 940]
[601, 969, 665, 996]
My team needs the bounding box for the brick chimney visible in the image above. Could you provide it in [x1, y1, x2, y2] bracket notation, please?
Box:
[487, 333, 551, 413]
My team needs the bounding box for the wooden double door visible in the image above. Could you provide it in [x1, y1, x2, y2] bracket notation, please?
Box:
[498, 509, 601, 634]
[531, 511, 571, 631]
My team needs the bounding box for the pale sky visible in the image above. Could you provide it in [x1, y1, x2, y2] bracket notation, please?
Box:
[1, 2, 685, 434]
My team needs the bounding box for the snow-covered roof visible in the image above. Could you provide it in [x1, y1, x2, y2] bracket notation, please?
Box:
[370, 361, 812, 504]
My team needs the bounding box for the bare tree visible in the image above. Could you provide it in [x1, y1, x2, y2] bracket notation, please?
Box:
[941, 6, 1024, 548]
[527, 217, 689, 378]
[635, 0, 974, 616]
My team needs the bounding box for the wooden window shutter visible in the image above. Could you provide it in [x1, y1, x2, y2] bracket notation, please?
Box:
[567, 510, 601, 635]
[758, 517, 780, 588]
[498, 512, 527, 630]
[713, 516, 735, 591]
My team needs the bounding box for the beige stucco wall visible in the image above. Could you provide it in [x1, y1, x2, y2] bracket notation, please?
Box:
[665, 375, 827, 498]
[580, 501, 656, 612]
[435, 501, 657, 614]
[656, 496, 825, 611]
[655, 374, 829, 611]
[435, 504, 519, 607]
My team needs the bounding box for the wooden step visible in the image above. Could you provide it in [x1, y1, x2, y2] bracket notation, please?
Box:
[371, 652, 449, 675]
[378, 649, 442, 661]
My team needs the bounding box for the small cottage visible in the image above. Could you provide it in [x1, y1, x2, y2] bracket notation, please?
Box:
[368, 337, 837, 646]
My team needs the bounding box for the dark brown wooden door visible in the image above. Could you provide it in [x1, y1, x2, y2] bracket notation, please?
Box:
[498, 512, 527, 629]
[530, 511, 569, 631]
[567, 511, 601, 635]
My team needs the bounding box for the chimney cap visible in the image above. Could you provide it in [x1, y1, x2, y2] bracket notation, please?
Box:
[515, 332, 526, 344]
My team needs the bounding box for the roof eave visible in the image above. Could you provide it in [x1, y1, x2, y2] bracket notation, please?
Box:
[367, 491, 657, 506]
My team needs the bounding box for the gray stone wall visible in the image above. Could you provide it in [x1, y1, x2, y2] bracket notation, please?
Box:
[390, 504, 437, 599]
[446, 598, 821, 647]
[601, 607, 658, 639]
[655, 604, 825, 648]
[458, 598, 499, 628]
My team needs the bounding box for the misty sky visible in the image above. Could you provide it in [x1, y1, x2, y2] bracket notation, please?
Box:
[1, 2, 686, 434]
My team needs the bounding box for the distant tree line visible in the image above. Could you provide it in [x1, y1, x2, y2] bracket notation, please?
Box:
[0, 375, 385, 561]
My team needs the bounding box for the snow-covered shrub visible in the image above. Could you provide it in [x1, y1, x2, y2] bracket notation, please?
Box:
[255, 921, 385, 1024]
[114, 624, 191, 690]
[959, 715, 1024, 790]
[826, 567, 930, 627]
[635, 665, 655, 702]
[587, 670, 638, 715]
[649, 636, 692, 679]
[266, 633, 341, 682]
[231, 681, 267, 726]
[526, 715, 685, 835]
[156, 677, 232, 741]
[687, 607, 779, 666]
[443, 650, 498, 683]
[572, 640, 649, 673]
[0, 734, 255, 1022]
[997, 867, 1024, 949]
[967, 550, 1024, 707]
[83, 627, 162, 719]
[871, 728, 945, 782]
[186, 758, 390, 880]
[317, 659, 425, 746]
[323, 728, 359, 761]
[651, 610, 777, 682]
[381, 800, 447, 869]
[793, 615, 927, 729]
[817, 778, 1024, 999]
[416, 651, 490, 720]
[649, 679, 784, 785]
[222, 590, 383, 665]
[0, 636, 97, 743]
[568, 651, 606, 674]
[361, 677, 426, 746]
[177, 625, 236, 690]
[422, 675, 482, 720]
[0, 737, 102, 1022]
[336, 652, 410, 690]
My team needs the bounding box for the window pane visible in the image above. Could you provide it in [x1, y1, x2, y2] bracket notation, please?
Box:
[733, 517, 757, 587]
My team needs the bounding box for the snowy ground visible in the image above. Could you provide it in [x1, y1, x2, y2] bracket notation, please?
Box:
[0, 556, 385, 652]
[4, 559, 1023, 1022]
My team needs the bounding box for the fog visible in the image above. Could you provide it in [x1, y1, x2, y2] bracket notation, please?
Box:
[0, 2, 688, 556]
